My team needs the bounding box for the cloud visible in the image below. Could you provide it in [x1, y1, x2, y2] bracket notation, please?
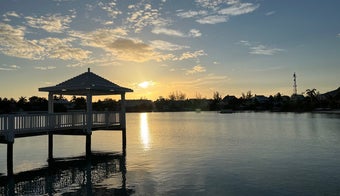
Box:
[34, 66, 56, 70]
[239, 40, 284, 55]
[196, 15, 228, 24]
[178, 1, 258, 25]
[177, 50, 207, 60]
[172, 74, 229, 87]
[189, 29, 202, 37]
[151, 27, 185, 37]
[0, 64, 20, 71]
[126, 2, 163, 33]
[249, 45, 284, 55]
[98, 1, 122, 19]
[152, 27, 202, 37]
[3, 11, 20, 21]
[239, 40, 251, 46]
[0, 23, 44, 60]
[186, 65, 206, 75]
[39, 37, 91, 60]
[150, 40, 189, 51]
[71, 28, 166, 62]
[218, 3, 259, 16]
[195, 0, 238, 10]
[25, 13, 73, 33]
[265, 11, 276, 16]
[0, 23, 91, 61]
[177, 10, 208, 18]
[337, 33, 340, 37]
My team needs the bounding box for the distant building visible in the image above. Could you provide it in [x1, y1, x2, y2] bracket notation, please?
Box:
[252, 95, 269, 104]
[291, 94, 304, 101]
[222, 95, 237, 104]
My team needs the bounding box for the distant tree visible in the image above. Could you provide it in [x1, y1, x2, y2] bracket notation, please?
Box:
[210, 91, 222, 110]
[71, 96, 86, 110]
[305, 88, 320, 109]
[17, 96, 28, 111]
[168, 91, 186, 101]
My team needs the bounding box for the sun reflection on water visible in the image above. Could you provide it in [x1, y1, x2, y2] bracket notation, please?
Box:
[140, 113, 150, 150]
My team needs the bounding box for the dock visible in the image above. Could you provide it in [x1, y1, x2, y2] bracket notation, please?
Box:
[0, 68, 133, 176]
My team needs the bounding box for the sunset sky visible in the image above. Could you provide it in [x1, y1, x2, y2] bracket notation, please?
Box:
[1, 0, 339, 100]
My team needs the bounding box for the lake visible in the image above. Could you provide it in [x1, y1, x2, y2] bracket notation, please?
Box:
[1, 112, 340, 195]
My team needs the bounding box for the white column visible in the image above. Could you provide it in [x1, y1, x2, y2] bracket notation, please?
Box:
[86, 93, 92, 134]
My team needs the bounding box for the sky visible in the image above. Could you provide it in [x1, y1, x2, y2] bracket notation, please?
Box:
[0, 0, 339, 100]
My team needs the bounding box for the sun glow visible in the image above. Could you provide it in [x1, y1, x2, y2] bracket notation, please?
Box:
[138, 81, 154, 89]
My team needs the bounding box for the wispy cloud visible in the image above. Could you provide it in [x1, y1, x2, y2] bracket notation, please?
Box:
[152, 27, 202, 37]
[218, 3, 259, 16]
[265, 11, 276, 16]
[239, 40, 284, 55]
[152, 27, 185, 37]
[186, 65, 206, 75]
[150, 40, 189, 51]
[196, 15, 228, 24]
[172, 73, 229, 87]
[3, 11, 20, 21]
[177, 50, 207, 60]
[0, 64, 20, 71]
[189, 29, 202, 37]
[249, 45, 284, 55]
[177, 10, 208, 18]
[178, 1, 259, 25]
[25, 13, 74, 33]
[337, 33, 340, 37]
[34, 66, 56, 70]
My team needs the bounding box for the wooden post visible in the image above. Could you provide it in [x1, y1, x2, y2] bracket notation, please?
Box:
[48, 92, 54, 161]
[7, 142, 13, 176]
[86, 93, 92, 134]
[48, 92, 54, 114]
[120, 93, 126, 129]
[48, 133, 53, 161]
[122, 129, 126, 155]
[86, 134, 91, 157]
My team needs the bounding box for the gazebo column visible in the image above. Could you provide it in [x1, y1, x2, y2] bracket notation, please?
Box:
[48, 92, 54, 161]
[86, 93, 92, 156]
[120, 93, 127, 150]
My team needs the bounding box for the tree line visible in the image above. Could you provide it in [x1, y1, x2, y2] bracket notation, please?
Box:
[1, 88, 340, 114]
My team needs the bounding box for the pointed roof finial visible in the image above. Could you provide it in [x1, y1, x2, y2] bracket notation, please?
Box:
[88, 68, 90, 72]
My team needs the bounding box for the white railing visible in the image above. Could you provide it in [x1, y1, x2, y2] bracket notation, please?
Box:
[0, 111, 120, 141]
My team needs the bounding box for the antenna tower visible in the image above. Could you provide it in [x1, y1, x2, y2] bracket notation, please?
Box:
[293, 72, 297, 95]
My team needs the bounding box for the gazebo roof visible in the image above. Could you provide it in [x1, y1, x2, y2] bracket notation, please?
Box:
[39, 68, 133, 95]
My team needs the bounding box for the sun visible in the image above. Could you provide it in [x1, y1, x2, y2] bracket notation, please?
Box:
[138, 81, 151, 88]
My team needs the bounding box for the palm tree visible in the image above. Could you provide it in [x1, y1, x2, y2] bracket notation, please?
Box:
[305, 88, 319, 108]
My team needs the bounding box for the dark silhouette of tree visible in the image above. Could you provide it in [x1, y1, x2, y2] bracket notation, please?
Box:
[71, 96, 86, 110]
[305, 88, 320, 109]
[210, 91, 222, 110]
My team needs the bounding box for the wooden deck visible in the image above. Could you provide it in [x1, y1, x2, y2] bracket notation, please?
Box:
[0, 111, 122, 143]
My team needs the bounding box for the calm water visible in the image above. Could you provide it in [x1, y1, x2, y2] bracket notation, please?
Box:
[1, 112, 340, 195]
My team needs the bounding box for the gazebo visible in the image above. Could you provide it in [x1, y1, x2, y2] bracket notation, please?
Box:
[39, 68, 133, 158]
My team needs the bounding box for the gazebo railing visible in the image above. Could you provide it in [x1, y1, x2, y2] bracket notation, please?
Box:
[0, 111, 120, 141]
